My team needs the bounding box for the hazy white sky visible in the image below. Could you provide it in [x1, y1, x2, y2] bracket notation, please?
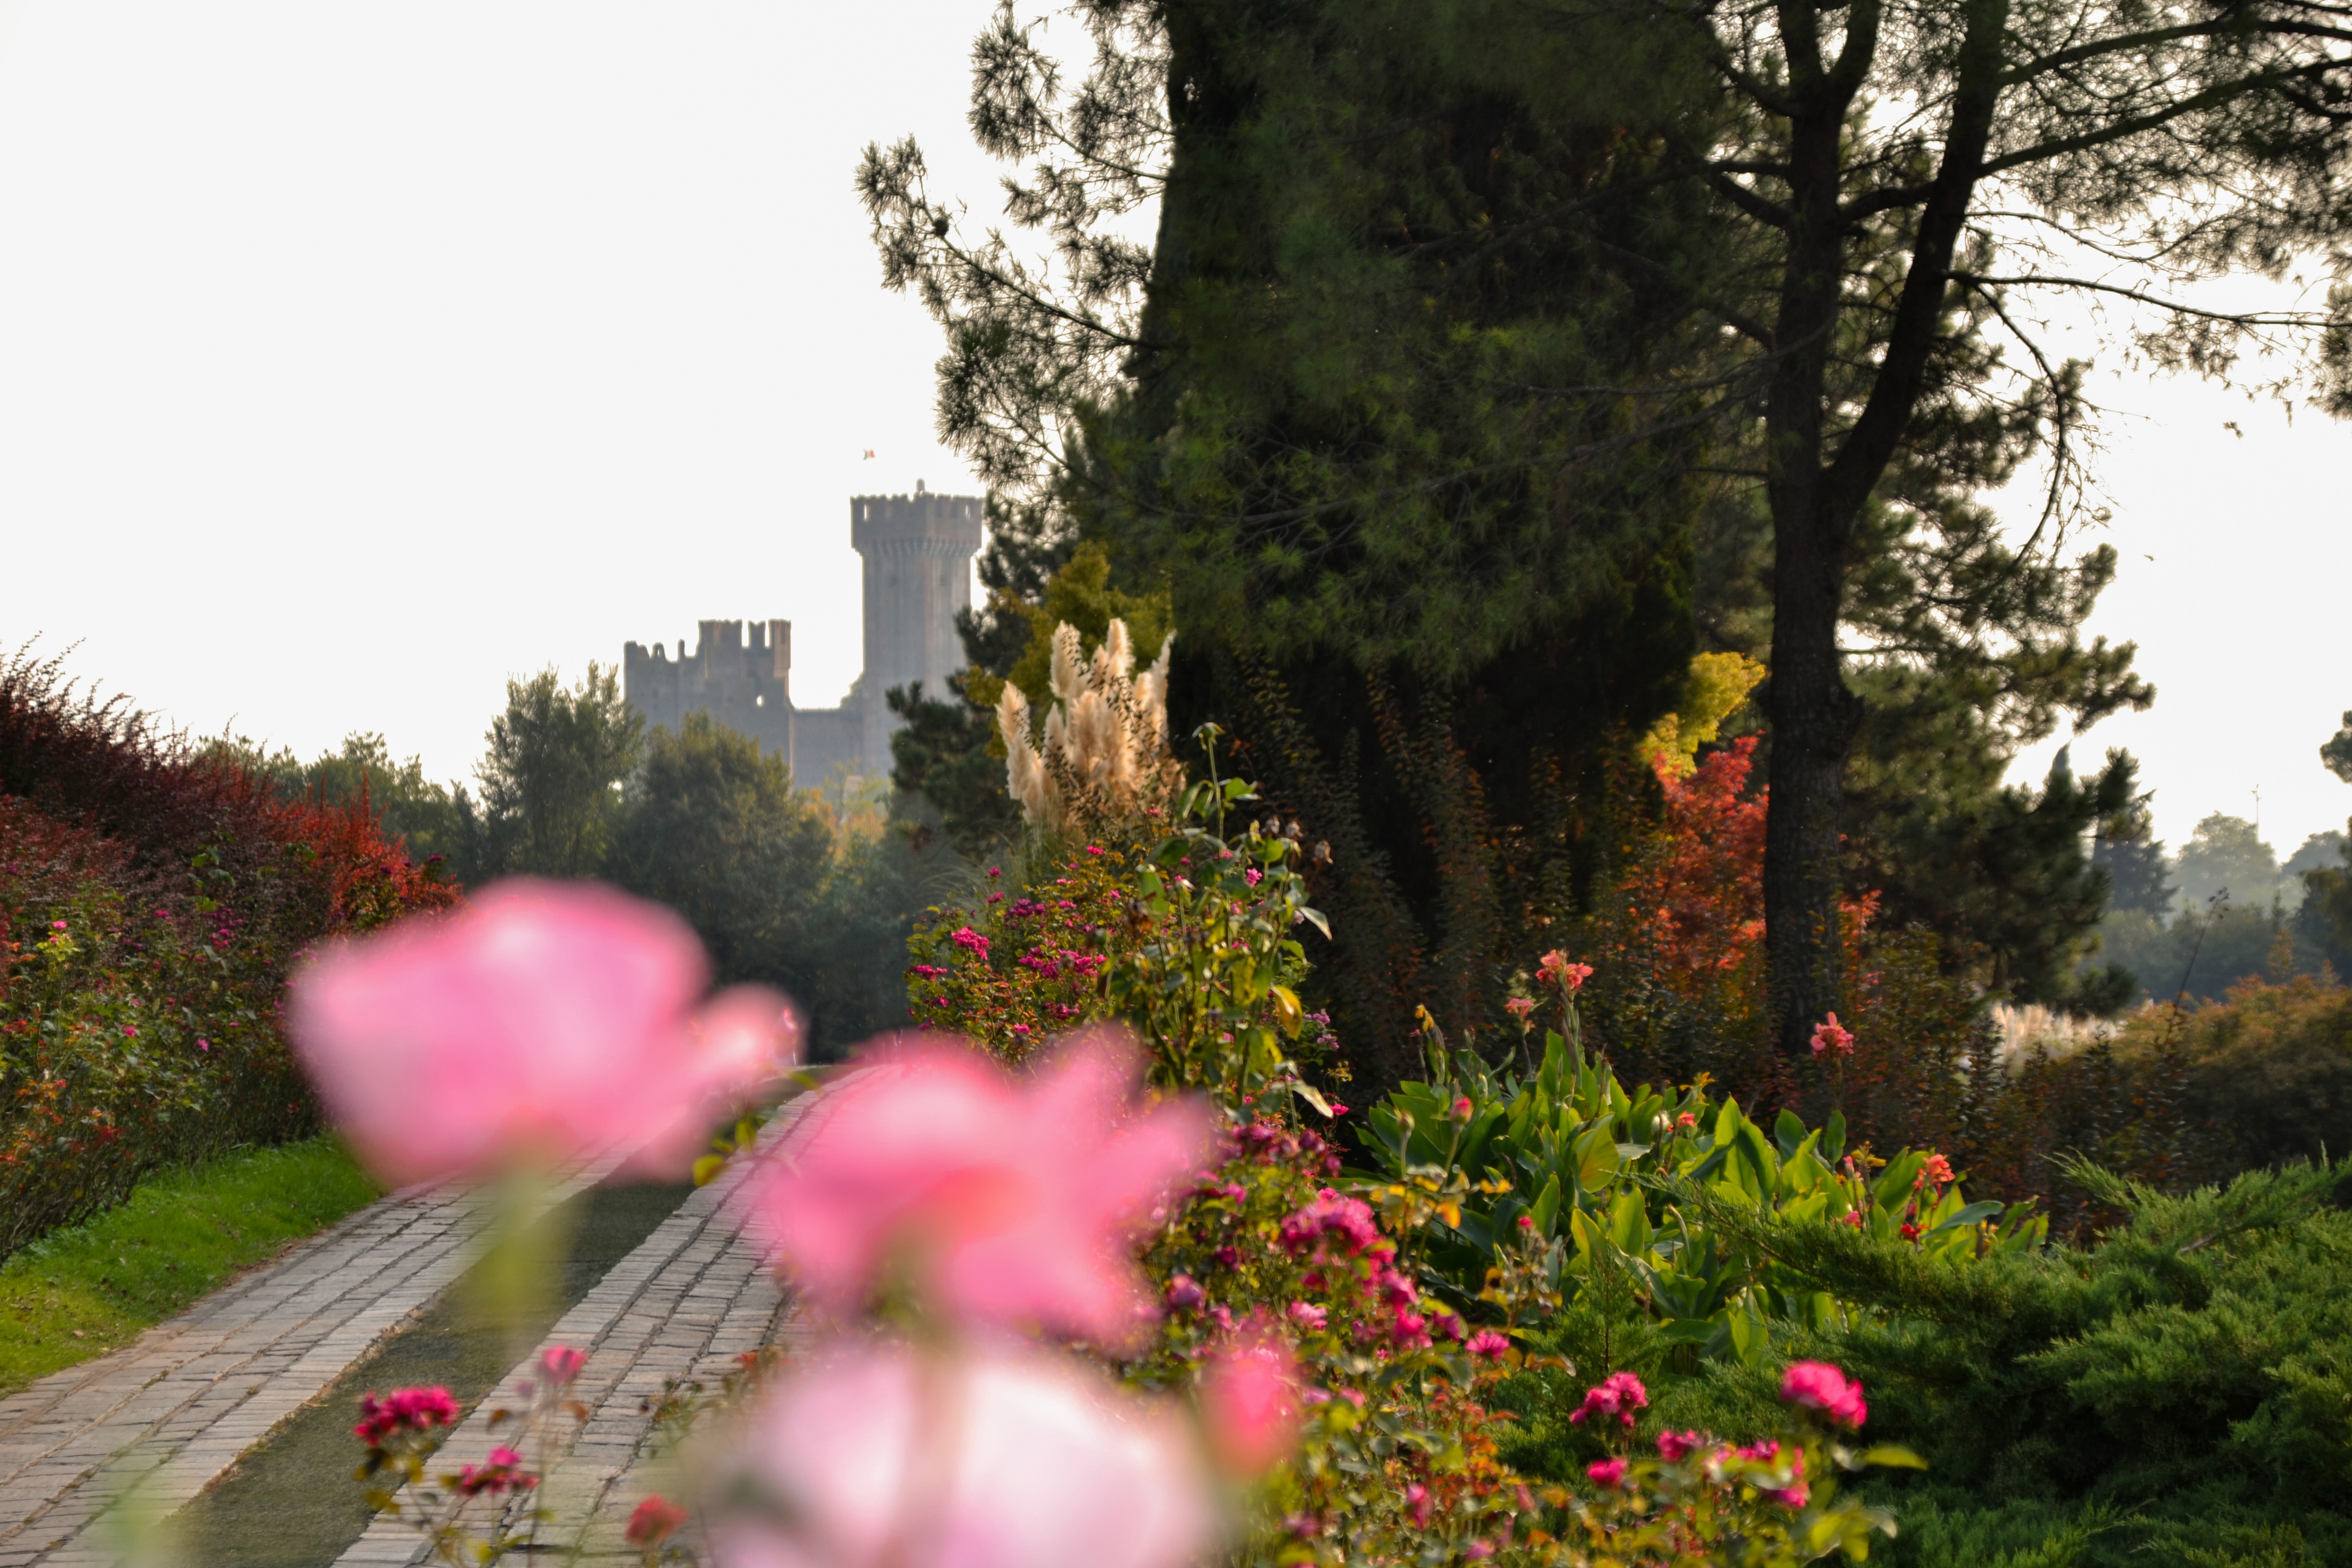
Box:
[0, 2, 2345, 857]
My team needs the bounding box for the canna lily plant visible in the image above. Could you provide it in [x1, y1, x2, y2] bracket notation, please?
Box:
[1359, 991, 2045, 1363]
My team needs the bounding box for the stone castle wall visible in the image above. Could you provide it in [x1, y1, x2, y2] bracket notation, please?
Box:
[622, 484, 981, 789]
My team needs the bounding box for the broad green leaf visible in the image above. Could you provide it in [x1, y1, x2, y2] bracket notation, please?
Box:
[1860, 1445, 1928, 1469]
[1529, 1173, 1562, 1238]
[1572, 1120, 1622, 1192]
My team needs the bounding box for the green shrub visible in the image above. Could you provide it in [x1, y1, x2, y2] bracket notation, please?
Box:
[1, 653, 455, 1255]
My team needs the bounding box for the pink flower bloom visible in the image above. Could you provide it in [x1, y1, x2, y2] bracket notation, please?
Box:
[950, 926, 991, 959]
[454, 1445, 538, 1497]
[354, 1386, 460, 1446]
[745, 1031, 1212, 1349]
[1536, 951, 1594, 991]
[1809, 1012, 1855, 1058]
[1164, 1273, 1207, 1313]
[1503, 997, 1536, 1023]
[1465, 1330, 1512, 1359]
[1735, 1440, 1809, 1506]
[1405, 1483, 1432, 1529]
[289, 880, 796, 1183]
[627, 1496, 689, 1548]
[1780, 1360, 1868, 1429]
[1917, 1153, 1955, 1187]
[709, 1342, 1209, 1568]
[1202, 1330, 1302, 1476]
[1286, 1301, 1329, 1332]
[1450, 1096, 1474, 1122]
[1586, 1457, 1628, 1487]
[540, 1344, 586, 1386]
[1567, 1371, 1648, 1431]
[1656, 1429, 1702, 1461]
[1278, 1192, 1384, 1257]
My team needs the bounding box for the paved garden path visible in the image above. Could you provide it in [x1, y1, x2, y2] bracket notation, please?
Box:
[0, 1094, 822, 1567]
[335, 1104, 808, 1566]
[0, 1159, 620, 1567]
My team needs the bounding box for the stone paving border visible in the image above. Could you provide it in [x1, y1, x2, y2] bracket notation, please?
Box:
[0, 1158, 619, 1568]
[334, 1098, 814, 1567]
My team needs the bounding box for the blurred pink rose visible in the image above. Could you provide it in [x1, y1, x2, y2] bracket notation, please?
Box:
[745, 1031, 1211, 1349]
[1200, 1330, 1302, 1476]
[289, 879, 797, 1184]
[1779, 1360, 1868, 1429]
[709, 1341, 1210, 1568]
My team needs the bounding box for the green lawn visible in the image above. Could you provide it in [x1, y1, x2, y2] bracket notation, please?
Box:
[0, 1138, 382, 1395]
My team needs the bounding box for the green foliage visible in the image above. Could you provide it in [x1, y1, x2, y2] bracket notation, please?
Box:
[2113, 976, 2352, 1177]
[2321, 712, 2352, 787]
[1359, 1018, 2038, 1366]
[1847, 742, 2143, 1016]
[605, 712, 943, 1054]
[965, 543, 1172, 716]
[906, 848, 1130, 1063]
[915, 758, 1917, 1566]
[884, 679, 1020, 860]
[0, 1136, 379, 1394]
[0, 705, 452, 1257]
[469, 663, 642, 880]
[605, 714, 835, 985]
[2177, 814, 2285, 917]
[200, 730, 469, 868]
[1759, 1162, 2352, 1567]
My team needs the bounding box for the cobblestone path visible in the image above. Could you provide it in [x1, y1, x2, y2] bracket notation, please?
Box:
[2, 1093, 819, 1566]
[334, 1106, 807, 1566]
[0, 1157, 625, 1567]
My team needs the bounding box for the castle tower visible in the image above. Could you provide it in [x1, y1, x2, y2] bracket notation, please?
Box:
[850, 480, 984, 772]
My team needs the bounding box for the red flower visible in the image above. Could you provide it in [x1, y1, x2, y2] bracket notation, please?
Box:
[1810, 1013, 1855, 1058]
[625, 1495, 688, 1548]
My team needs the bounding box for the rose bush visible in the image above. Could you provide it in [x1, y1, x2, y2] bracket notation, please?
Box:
[1, 666, 459, 1254]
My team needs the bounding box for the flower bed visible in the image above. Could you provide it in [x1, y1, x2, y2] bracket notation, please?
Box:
[1, 651, 456, 1254]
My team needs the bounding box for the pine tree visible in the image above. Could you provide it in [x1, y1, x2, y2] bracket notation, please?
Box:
[864, 0, 2352, 1080]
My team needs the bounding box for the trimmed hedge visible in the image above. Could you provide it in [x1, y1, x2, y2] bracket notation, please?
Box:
[0, 648, 456, 1254]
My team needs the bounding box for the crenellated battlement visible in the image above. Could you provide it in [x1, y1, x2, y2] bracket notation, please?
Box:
[623, 485, 981, 788]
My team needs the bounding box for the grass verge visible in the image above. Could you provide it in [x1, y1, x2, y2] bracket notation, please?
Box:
[0, 1137, 382, 1395]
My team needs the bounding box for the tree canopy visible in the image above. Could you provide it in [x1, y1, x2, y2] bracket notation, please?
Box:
[866, 0, 2352, 1080]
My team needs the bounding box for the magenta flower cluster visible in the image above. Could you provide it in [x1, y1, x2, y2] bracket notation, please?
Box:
[1567, 1371, 1649, 1431]
[1780, 1360, 1869, 1429]
[353, 1386, 460, 1446]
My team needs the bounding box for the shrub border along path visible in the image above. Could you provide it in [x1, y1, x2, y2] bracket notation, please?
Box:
[0, 1160, 622, 1565]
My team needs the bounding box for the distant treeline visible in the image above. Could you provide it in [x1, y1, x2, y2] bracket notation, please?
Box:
[209, 666, 962, 1055]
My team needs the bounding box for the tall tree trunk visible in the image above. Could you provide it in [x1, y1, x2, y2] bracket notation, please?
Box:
[1759, 22, 1869, 1057]
[1758, 0, 2006, 1055]
[1763, 499, 1865, 1055]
